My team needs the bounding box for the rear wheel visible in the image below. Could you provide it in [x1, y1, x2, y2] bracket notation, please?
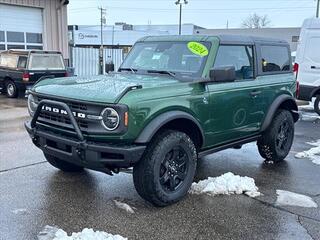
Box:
[257, 109, 294, 162]
[133, 130, 197, 206]
[44, 153, 84, 172]
[5, 80, 18, 98]
[314, 95, 320, 116]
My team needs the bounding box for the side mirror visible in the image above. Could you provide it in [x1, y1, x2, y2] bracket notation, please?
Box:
[209, 66, 236, 83]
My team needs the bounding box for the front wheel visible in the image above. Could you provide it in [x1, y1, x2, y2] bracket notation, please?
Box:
[314, 95, 320, 116]
[133, 130, 197, 206]
[257, 109, 294, 163]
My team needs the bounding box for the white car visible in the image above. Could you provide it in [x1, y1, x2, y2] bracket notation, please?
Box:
[295, 18, 320, 115]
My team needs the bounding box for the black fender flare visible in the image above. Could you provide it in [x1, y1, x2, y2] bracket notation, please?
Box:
[260, 95, 299, 132]
[135, 110, 205, 146]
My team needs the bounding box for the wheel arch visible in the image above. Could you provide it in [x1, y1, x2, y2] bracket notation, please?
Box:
[135, 110, 205, 149]
[260, 95, 299, 132]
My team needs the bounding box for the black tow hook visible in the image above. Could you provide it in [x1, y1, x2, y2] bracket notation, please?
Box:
[32, 136, 40, 147]
[76, 141, 87, 160]
[76, 148, 85, 160]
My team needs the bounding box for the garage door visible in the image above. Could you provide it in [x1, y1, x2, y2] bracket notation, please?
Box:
[0, 4, 43, 51]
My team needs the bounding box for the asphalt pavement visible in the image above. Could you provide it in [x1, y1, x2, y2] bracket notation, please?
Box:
[0, 94, 319, 240]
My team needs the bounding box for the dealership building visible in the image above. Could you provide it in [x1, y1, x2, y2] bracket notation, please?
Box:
[69, 23, 301, 52]
[0, 0, 69, 62]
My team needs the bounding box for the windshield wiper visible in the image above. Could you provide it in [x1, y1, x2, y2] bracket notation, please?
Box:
[147, 70, 176, 78]
[118, 67, 137, 73]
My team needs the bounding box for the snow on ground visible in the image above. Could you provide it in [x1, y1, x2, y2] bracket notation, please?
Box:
[189, 172, 261, 198]
[37, 225, 127, 240]
[276, 190, 318, 208]
[11, 208, 27, 214]
[299, 100, 320, 121]
[113, 200, 136, 214]
[295, 140, 320, 165]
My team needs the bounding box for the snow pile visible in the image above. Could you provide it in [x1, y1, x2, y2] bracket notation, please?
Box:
[37, 225, 127, 240]
[113, 200, 136, 214]
[189, 172, 261, 197]
[276, 190, 318, 208]
[295, 140, 320, 165]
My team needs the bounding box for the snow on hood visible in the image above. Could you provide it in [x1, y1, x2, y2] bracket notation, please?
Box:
[295, 139, 320, 165]
[189, 172, 261, 198]
[37, 225, 127, 240]
[276, 190, 318, 208]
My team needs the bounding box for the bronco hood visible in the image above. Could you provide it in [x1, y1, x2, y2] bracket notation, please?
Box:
[32, 73, 178, 103]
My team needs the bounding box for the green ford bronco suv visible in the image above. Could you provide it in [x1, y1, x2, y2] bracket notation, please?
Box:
[25, 35, 299, 206]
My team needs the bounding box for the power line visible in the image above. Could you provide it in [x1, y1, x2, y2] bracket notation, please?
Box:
[69, 6, 314, 12]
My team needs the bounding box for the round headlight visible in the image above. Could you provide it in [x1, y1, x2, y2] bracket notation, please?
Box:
[27, 94, 38, 116]
[101, 107, 120, 130]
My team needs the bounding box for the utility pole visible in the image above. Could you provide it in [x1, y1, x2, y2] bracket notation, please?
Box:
[98, 7, 106, 74]
[317, 0, 319, 18]
[175, 0, 188, 35]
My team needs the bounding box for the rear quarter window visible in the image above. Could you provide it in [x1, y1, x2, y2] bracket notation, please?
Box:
[28, 53, 65, 70]
[261, 45, 291, 73]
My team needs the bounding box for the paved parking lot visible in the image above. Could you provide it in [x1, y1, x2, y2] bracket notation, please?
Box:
[0, 94, 319, 240]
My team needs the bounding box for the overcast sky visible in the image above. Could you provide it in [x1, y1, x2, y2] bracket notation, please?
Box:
[68, 0, 318, 29]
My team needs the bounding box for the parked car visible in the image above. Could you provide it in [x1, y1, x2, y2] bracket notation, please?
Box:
[295, 18, 320, 115]
[25, 35, 299, 206]
[0, 50, 67, 98]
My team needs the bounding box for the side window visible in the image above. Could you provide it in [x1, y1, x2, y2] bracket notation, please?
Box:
[17, 56, 28, 69]
[214, 45, 254, 80]
[261, 45, 290, 72]
[0, 54, 18, 68]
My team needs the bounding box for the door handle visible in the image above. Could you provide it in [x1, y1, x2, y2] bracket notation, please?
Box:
[311, 66, 320, 69]
[250, 90, 261, 96]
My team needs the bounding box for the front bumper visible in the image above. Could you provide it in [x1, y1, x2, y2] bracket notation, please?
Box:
[25, 99, 145, 173]
[298, 84, 318, 101]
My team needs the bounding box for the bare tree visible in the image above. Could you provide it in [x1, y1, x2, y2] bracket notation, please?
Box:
[241, 13, 271, 28]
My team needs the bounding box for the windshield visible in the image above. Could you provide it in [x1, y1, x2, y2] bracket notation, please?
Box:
[28, 53, 65, 70]
[120, 41, 211, 79]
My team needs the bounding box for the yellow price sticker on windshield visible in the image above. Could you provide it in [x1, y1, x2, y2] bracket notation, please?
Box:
[187, 42, 208, 57]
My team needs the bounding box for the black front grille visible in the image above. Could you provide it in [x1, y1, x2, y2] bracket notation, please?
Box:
[39, 111, 89, 128]
[35, 96, 103, 133]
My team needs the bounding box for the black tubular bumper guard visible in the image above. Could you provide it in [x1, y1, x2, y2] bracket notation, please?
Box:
[25, 99, 146, 172]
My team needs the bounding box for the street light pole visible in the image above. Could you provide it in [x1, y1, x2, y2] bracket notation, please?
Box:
[98, 7, 106, 74]
[175, 0, 188, 35]
[317, 0, 319, 18]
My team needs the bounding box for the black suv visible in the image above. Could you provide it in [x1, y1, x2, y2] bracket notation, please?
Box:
[0, 50, 67, 98]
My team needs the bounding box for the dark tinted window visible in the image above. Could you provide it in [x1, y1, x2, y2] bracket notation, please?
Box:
[261, 45, 290, 72]
[214, 45, 254, 80]
[7, 45, 24, 50]
[17, 56, 28, 69]
[0, 44, 5, 50]
[26, 33, 42, 43]
[0, 31, 4, 42]
[7, 32, 24, 43]
[27, 45, 43, 50]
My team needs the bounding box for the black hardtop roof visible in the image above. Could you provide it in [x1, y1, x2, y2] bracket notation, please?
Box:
[138, 34, 289, 45]
[217, 34, 289, 45]
[1, 49, 62, 56]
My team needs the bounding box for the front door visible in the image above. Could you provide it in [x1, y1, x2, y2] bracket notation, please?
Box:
[205, 45, 265, 147]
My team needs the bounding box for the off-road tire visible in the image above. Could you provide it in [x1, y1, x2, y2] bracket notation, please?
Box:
[5, 80, 18, 98]
[257, 109, 294, 162]
[314, 95, 320, 116]
[44, 153, 84, 172]
[133, 130, 197, 206]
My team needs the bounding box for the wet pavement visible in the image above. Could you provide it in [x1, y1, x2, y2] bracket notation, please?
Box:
[0, 94, 319, 240]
